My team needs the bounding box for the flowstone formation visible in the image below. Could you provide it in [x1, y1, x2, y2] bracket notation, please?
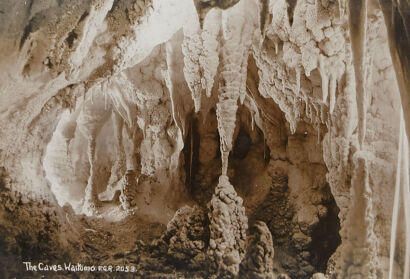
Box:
[119, 170, 139, 211]
[0, 0, 410, 278]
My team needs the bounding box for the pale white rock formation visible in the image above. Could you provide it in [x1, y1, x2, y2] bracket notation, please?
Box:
[347, 0, 368, 148]
[0, 0, 409, 278]
[216, 0, 257, 175]
[119, 170, 139, 211]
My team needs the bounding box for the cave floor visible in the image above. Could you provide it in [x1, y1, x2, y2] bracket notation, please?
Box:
[69, 208, 166, 267]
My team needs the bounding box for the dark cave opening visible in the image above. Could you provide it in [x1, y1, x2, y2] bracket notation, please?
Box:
[231, 122, 270, 164]
[247, 169, 341, 278]
[230, 121, 271, 198]
[232, 126, 252, 160]
[66, 30, 78, 48]
[183, 112, 201, 196]
[184, 107, 270, 205]
[179, 104, 341, 279]
[309, 184, 341, 273]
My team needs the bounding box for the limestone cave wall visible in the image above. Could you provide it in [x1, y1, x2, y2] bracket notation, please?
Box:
[0, 0, 409, 278]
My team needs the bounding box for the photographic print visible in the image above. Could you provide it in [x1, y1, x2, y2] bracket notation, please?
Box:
[0, 0, 409, 278]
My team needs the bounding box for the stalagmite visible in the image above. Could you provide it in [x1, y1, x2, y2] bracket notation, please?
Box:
[82, 136, 98, 215]
[107, 111, 126, 188]
[60, 109, 81, 155]
[208, 175, 247, 277]
[343, 152, 377, 278]
[348, 0, 368, 148]
[239, 221, 275, 279]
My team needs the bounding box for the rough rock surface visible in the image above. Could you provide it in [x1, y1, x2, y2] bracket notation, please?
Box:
[160, 205, 210, 269]
[119, 170, 139, 210]
[239, 221, 275, 279]
[0, 0, 409, 278]
[208, 175, 248, 277]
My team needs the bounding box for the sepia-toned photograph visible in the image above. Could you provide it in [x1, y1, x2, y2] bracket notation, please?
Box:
[0, 0, 409, 278]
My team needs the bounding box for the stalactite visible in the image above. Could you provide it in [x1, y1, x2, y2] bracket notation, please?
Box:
[182, 32, 203, 112]
[389, 111, 410, 279]
[244, 93, 263, 132]
[348, 0, 368, 148]
[165, 38, 181, 131]
[108, 83, 131, 127]
[217, 95, 239, 176]
[164, 60, 179, 131]
[215, 0, 256, 177]
[258, 0, 271, 37]
[240, 54, 249, 105]
[164, 29, 189, 139]
[378, 0, 410, 138]
[200, 9, 221, 98]
[217, 50, 250, 174]
[318, 54, 329, 104]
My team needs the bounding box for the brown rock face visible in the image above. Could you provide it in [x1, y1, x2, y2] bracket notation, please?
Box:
[239, 221, 275, 279]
